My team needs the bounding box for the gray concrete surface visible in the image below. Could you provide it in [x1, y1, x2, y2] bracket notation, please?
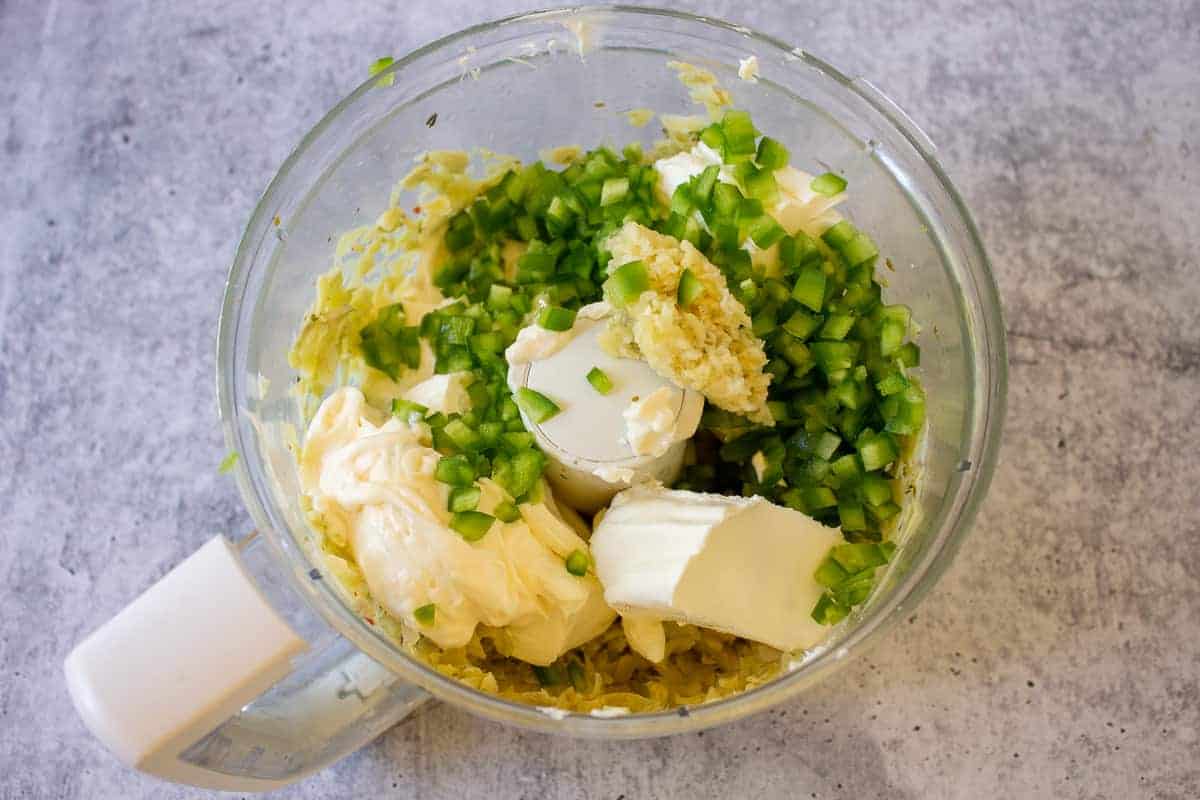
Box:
[3, 0, 1198, 797]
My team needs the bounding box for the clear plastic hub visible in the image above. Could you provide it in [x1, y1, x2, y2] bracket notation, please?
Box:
[508, 315, 702, 512]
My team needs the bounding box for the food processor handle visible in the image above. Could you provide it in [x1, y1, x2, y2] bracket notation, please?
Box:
[64, 534, 430, 791]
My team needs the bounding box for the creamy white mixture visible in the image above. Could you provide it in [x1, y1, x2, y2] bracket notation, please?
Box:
[622, 386, 686, 458]
[504, 302, 613, 366]
[301, 386, 615, 666]
[592, 465, 636, 484]
[403, 372, 473, 416]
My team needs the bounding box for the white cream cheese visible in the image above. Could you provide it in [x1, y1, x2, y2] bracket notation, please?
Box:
[654, 143, 848, 271]
[590, 484, 844, 653]
[737, 55, 760, 83]
[655, 141, 731, 201]
[770, 167, 848, 241]
[623, 386, 686, 458]
[300, 386, 615, 666]
[402, 372, 474, 415]
[505, 300, 612, 365]
[505, 325, 574, 365]
[589, 706, 632, 718]
[592, 465, 635, 484]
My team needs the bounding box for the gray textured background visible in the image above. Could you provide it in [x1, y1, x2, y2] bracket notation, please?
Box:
[3, 0, 1198, 798]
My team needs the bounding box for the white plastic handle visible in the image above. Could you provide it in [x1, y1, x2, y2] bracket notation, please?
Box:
[65, 536, 308, 791]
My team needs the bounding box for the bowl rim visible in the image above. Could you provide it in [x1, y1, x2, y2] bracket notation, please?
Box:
[217, 3, 1007, 737]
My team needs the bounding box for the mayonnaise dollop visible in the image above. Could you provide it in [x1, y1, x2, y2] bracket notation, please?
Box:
[300, 387, 615, 665]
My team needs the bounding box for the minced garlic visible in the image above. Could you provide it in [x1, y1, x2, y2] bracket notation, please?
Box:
[602, 222, 772, 425]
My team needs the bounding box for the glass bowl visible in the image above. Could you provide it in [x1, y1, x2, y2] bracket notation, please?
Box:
[218, 4, 1006, 741]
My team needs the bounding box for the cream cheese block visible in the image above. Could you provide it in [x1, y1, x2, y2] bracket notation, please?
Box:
[590, 484, 844, 652]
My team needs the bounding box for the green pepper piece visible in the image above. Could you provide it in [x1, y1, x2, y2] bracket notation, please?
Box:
[604, 260, 650, 306]
[810, 172, 847, 196]
[515, 388, 561, 423]
[450, 510, 495, 542]
[586, 367, 614, 395]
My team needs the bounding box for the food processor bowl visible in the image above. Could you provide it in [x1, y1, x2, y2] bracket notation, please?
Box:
[66, 6, 1005, 791]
